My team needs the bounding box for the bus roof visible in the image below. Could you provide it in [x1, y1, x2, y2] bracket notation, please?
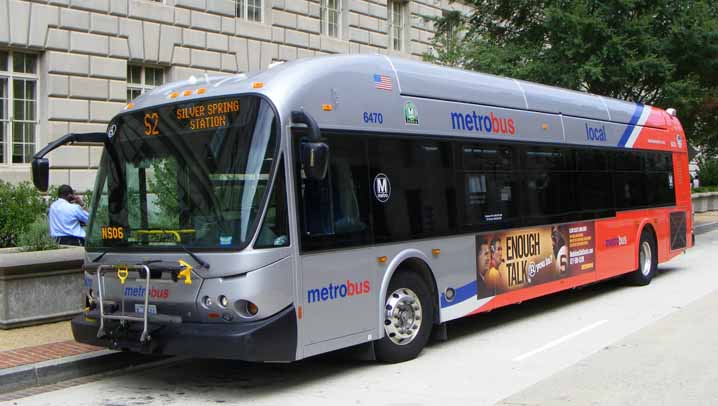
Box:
[127, 54, 684, 152]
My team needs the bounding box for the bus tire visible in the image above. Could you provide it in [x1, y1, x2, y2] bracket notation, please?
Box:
[375, 270, 434, 363]
[627, 228, 657, 286]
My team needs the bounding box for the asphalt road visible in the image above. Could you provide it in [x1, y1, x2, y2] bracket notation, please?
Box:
[7, 229, 718, 406]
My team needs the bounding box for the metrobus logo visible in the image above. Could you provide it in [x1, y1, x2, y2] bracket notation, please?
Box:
[450, 111, 516, 135]
[307, 280, 371, 303]
[124, 286, 170, 299]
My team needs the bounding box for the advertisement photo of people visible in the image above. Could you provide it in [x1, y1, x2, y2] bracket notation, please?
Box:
[476, 221, 596, 299]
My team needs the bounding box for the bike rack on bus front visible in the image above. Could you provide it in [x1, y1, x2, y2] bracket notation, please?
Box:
[96, 264, 153, 342]
[94, 260, 189, 344]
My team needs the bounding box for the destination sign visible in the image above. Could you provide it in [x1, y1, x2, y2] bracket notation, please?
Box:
[174, 99, 240, 131]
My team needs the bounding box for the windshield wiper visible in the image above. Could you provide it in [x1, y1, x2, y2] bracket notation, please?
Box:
[91, 245, 209, 270]
[91, 250, 108, 263]
[179, 244, 211, 270]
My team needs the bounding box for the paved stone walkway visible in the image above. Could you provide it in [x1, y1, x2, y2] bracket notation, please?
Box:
[0, 341, 102, 370]
[0, 321, 74, 352]
[0, 320, 102, 374]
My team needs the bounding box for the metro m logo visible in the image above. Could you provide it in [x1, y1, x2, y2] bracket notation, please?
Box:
[376, 178, 388, 194]
[373, 173, 391, 203]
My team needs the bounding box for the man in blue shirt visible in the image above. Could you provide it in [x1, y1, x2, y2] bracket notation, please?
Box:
[49, 184, 89, 246]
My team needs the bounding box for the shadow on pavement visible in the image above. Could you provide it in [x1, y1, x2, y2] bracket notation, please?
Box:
[438, 264, 683, 344]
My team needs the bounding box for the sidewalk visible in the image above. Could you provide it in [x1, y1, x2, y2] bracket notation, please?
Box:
[0, 321, 104, 393]
[498, 289, 718, 405]
[0, 319, 167, 396]
[694, 211, 718, 234]
[0, 321, 103, 370]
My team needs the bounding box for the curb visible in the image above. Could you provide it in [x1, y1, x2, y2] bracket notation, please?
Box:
[695, 222, 718, 235]
[0, 349, 174, 395]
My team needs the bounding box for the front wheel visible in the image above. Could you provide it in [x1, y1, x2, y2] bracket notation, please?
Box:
[627, 229, 657, 286]
[375, 271, 434, 363]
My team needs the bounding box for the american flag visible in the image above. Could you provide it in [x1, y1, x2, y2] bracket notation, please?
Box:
[374, 74, 393, 91]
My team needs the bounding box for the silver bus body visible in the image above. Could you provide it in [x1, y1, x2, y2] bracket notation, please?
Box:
[71, 54, 682, 362]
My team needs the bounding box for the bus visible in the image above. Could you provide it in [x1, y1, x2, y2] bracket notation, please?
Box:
[31, 55, 693, 363]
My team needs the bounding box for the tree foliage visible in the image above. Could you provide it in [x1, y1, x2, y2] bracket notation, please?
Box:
[697, 156, 718, 186]
[425, 0, 718, 153]
[147, 158, 181, 228]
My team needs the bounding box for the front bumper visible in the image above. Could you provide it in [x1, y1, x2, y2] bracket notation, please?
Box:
[72, 305, 297, 362]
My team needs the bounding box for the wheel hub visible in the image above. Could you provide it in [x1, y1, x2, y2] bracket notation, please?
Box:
[640, 240, 652, 276]
[384, 288, 422, 345]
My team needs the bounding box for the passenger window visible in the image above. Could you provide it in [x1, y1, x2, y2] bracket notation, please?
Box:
[645, 151, 672, 172]
[370, 138, 456, 242]
[525, 172, 574, 218]
[462, 172, 519, 227]
[615, 151, 643, 171]
[576, 149, 609, 171]
[462, 144, 513, 171]
[576, 172, 612, 211]
[296, 132, 371, 251]
[255, 159, 289, 248]
[614, 172, 647, 208]
[524, 147, 573, 171]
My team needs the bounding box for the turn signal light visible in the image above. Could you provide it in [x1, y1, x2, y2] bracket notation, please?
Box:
[252, 82, 264, 89]
[377, 256, 388, 263]
[322, 104, 333, 111]
[236, 300, 259, 317]
[247, 302, 258, 316]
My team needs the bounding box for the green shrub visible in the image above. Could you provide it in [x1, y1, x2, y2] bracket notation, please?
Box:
[697, 158, 718, 187]
[693, 185, 718, 193]
[0, 181, 47, 248]
[17, 216, 59, 252]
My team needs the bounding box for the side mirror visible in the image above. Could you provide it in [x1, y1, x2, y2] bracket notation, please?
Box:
[30, 131, 109, 192]
[300, 142, 329, 180]
[31, 158, 50, 192]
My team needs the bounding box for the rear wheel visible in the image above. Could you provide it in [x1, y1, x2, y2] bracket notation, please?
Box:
[375, 271, 434, 363]
[627, 228, 657, 286]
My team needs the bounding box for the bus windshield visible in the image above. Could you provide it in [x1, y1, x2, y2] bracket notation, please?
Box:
[86, 95, 278, 250]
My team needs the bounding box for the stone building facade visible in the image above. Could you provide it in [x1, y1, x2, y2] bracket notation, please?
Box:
[0, 0, 470, 190]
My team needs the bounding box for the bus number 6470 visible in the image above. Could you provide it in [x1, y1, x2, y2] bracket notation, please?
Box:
[363, 112, 383, 124]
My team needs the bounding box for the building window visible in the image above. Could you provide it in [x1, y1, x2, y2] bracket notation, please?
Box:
[321, 0, 340, 38]
[236, 0, 263, 23]
[0, 51, 38, 165]
[388, 1, 404, 51]
[127, 65, 164, 102]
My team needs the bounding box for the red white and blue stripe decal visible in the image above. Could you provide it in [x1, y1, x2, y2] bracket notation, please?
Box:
[439, 280, 494, 320]
[618, 103, 652, 148]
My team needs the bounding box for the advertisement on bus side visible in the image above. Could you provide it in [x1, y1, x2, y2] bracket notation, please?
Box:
[475, 222, 596, 298]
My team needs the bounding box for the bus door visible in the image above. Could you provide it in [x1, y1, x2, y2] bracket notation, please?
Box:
[295, 133, 378, 347]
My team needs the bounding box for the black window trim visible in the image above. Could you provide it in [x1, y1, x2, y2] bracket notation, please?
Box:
[293, 128, 676, 254]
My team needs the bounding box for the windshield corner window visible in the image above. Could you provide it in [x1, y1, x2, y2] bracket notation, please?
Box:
[255, 158, 289, 249]
[86, 96, 280, 250]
